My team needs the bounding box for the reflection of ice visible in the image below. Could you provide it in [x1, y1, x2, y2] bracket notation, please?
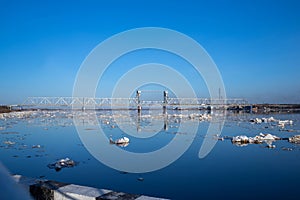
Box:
[116, 143, 129, 147]
[1, 109, 299, 164]
[0, 110, 215, 131]
[1, 111, 298, 144]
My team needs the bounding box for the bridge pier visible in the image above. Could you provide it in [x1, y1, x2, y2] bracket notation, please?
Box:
[82, 97, 85, 111]
[136, 90, 142, 113]
[137, 105, 142, 113]
[163, 91, 168, 115]
[164, 115, 168, 131]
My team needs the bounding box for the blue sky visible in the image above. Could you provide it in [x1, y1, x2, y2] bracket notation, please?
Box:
[0, 0, 300, 104]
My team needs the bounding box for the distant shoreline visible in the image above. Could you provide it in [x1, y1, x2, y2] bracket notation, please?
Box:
[252, 104, 300, 113]
[0, 106, 11, 113]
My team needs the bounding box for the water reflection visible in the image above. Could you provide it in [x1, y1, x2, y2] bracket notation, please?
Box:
[1, 110, 300, 199]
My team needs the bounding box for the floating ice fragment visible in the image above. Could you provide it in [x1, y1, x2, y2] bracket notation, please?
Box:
[250, 118, 262, 124]
[4, 141, 15, 145]
[261, 117, 277, 123]
[47, 157, 76, 171]
[109, 136, 130, 147]
[137, 177, 144, 181]
[267, 144, 276, 148]
[278, 120, 293, 127]
[260, 133, 279, 141]
[232, 135, 249, 143]
[282, 147, 293, 151]
[232, 133, 280, 147]
[250, 117, 293, 127]
[213, 135, 224, 141]
[288, 135, 300, 144]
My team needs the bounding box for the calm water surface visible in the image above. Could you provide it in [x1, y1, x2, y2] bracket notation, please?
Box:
[0, 110, 300, 199]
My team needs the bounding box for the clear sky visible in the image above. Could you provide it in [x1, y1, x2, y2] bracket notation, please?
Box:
[0, 0, 300, 104]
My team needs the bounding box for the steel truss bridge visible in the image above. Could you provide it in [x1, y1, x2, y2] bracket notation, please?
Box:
[21, 96, 249, 109]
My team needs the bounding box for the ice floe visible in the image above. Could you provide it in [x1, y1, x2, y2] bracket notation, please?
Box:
[232, 133, 280, 148]
[288, 135, 300, 144]
[3, 141, 15, 145]
[250, 116, 294, 128]
[110, 136, 130, 147]
[47, 157, 77, 171]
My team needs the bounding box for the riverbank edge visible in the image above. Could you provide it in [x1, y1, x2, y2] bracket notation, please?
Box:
[13, 174, 168, 200]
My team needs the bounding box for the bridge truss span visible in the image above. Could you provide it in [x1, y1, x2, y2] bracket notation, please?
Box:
[21, 96, 249, 110]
